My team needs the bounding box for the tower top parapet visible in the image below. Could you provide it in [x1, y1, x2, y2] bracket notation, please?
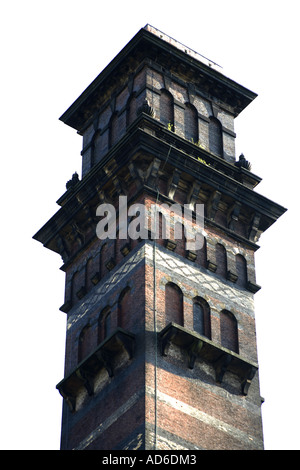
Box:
[60, 25, 257, 133]
[143, 24, 223, 72]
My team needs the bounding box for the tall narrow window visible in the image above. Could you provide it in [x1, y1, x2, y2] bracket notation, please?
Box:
[85, 258, 94, 293]
[165, 282, 183, 326]
[78, 324, 92, 363]
[160, 89, 174, 129]
[220, 310, 238, 353]
[215, 243, 227, 277]
[197, 236, 207, 268]
[209, 117, 223, 157]
[109, 112, 118, 148]
[236, 254, 247, 288]
[118, 287, 131, 329]
[126, 93, 136, 127]
[174, 221, 185, 257]
[98, 307, 112, 343]
[184, 103, 198, 143]
[91, 129, 103, 166]
[193, 297, 211, 338]
[71, 271, 79, 305]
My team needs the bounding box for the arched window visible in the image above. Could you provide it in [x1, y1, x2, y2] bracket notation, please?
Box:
[126, 93, 137, 127]
[174, 221, 185, 257]
[197, 236, 207, 268]
[100, 242, 109, 277]
[109, 112, 118, 148]
[209, 117, 223, 157]
[236, 254, 247, 288]
[193, 297, 211, 338]
[160, 89, 174, 129]
[151, 210, 168, 246]
[71, 271, 79, 305]
[85, 258, 94, 293]
[184, 103, 198, 143]
[78, 324, 92, 363]
[91, 129, 103, 166]
[215, 243, 227, 277]
[165, 282, 183, 326]
[118, 287, 131, 329]
[220, 310, 238, 353]
[98, 307, 112, 343]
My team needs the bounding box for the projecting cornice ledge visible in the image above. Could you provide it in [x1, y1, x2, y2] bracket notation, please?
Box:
[56, 328, 135, 412]
[159, 323, 258, 396]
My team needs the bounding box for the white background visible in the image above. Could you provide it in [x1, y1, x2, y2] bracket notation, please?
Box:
[0, 0, 298, 450]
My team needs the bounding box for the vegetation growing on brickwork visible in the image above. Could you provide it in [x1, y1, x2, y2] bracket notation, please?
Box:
[166, 123, 210, 165]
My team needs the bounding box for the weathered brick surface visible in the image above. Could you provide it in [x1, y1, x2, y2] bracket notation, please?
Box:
[81, 61, 236, 177]
[47, 28, 270, 450]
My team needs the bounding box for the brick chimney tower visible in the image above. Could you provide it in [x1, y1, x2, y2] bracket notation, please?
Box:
[33, 25, 286, 450]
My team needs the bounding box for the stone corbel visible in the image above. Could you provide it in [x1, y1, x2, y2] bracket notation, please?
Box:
[214, 354, 233, 384]
[147, 157, 161, 188]
[227, 202, 242, 231]
[56, 234, 70, 263]
[95, 185, 106, 204]
[112, 176, 126, 197]
[103, 158, 118, 178]
[128, 161, 143, 188]
[248, 213, 261, 242]
[75, 368, 94, 396]
[187, 182, 201, 211]
[167, 168, 181, 200]
[95, 350, 114, 378]
[71, 222, 85, 247]
[158, 323, 258, 396]
[160, 327, 176, 357]
[207, 190, 222, 221]
[82, 204, 97, 231]
[56, 329, 135, 412]
[241, 366, 257, 396]
[60, 390, 76, 413]
[187, 339, 204, 369]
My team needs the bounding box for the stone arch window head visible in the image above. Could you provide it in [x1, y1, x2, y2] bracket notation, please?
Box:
[193, 297, 211, 339]
[220, 310, 239, 354]
[209, 116, 223, 157]
[184, 102, 198, 143]
[165, 282, 183, 326]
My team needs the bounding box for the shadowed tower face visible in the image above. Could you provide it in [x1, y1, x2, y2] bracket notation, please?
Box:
[33, 25, 286, 450]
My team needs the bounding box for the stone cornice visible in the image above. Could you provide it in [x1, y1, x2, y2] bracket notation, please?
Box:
[33, 115, 286, 263]
[59, 27, 257, 132]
